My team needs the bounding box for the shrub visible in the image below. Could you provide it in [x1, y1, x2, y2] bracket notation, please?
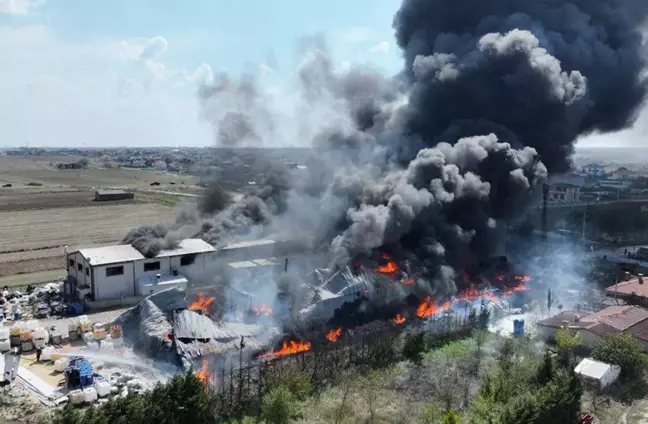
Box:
[261, 387, 299, 424]
[592, 333, 648, 381]
[403, 331, 426, 365]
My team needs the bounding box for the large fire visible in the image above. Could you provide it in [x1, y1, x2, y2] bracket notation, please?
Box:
[189, 293, 216, 313]
[252, 303, 273, 316]
[393, 314, 406, 325]
[195, 360, 210, 383]
[258, 340, 312, 359]
[326, 328, 343, 343]
[514, 275, 532, 283]
[377, 260, 399, 274]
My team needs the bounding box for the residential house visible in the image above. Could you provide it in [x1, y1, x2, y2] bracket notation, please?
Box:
[548, 183, 581, 205]
[581, 164, 606, 177]
[536, 305, 648, 351]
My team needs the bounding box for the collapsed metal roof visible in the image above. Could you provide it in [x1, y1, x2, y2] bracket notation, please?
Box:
[114, 287, 278, 368]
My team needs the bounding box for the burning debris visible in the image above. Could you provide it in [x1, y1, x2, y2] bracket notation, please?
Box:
[325, 328, 343, 343]
[257, 340, 312, 360]
[252, 303, 273, 316]
[188, 293, 216, 314]
[195, 360, 210, 383]
[393, 314, 406, 325]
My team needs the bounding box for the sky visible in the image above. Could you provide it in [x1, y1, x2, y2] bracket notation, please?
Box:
[0, 0, 402, 148]
[0, 0, 644, 148]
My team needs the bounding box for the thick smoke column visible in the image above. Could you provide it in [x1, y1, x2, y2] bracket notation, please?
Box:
[392, 0, 648, 173]
[124, 0, 648, 300]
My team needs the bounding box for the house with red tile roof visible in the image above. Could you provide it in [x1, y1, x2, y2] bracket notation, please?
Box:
[536, 305, 648, 351]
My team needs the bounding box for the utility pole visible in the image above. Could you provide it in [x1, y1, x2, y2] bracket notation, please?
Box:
[542, 183, 549, 242]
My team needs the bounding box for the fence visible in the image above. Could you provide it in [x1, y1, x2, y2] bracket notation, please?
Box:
[204, 313, 473, 417]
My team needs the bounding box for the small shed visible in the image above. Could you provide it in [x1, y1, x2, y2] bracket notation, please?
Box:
[94, 189, 134, 201]
[574, 358, 621, 389]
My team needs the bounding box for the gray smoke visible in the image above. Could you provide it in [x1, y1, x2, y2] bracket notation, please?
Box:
[124, 0, 647, 300]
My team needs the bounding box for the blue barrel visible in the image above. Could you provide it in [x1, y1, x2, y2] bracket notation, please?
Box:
[513, 319, 525, 337]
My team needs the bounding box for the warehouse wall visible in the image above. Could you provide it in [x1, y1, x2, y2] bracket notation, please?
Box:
[93, 262, 136, 301]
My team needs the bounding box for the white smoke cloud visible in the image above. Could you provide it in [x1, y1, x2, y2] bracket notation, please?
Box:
[0, 0, 45, 15]
[369, 41, 390, 54]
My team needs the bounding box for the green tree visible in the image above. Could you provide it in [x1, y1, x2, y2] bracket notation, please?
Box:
[477, 304, 491, 330]
[419, 401, 443, 424]
[50, 372, 217, 424]
[592, 333, 648, 381]
[441, 409, 462, 424]
[468, 308, 478, 330]
[403, 331, 426, 365]
[555, 327, 581, 366]
[261, 387, 299, 424]
[535, 351, 555, 386]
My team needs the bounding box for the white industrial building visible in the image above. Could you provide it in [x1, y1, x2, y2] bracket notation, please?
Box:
[65, 237, 306, 304]
[66, 239, 216, 302]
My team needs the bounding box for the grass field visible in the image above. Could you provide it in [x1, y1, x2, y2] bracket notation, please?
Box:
[0, 156, 189, 285]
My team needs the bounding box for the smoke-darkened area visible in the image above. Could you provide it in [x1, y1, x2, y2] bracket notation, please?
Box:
[393, 0, 648, 173]
[123, 0, 648, 298]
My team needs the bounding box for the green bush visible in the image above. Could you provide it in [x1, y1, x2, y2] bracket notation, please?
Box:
[592, 333, 648, 381]
[265, 366, 311, 401]
[403, 331, 426, 365]
[49, 372, 217, 424]
[261, 386, 299, 424]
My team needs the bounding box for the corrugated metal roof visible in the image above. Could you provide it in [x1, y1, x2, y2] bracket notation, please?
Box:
[156, 238, 215, 257]
[174, 310, 267, 340]
[80, 245, 144, 266]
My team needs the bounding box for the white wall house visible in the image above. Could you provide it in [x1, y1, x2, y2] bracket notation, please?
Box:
[66, 239, 216, 302]
[574, 358, 620, 389]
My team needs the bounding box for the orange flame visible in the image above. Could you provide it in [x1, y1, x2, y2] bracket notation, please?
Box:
[258, 340, 312, 359]
[252, 303, 273, 316]
[454, 288, 499, 304]
[189, 293, 216, 313]
[163, 333, 172, 341]
[195, 360, 210, 383]
[326, 328, 343, 343]
[416, 297, 452, 318]
[401, 278, 415, 286]
[514, 275, 532, 283]
[393, 314, 406, 325]
[501, 284, 530, 295]
[377, 261, 399, 274]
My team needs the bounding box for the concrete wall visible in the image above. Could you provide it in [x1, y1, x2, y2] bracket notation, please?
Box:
[85, 295, 143, 311]
[93, 262, 136, 301]
[67, 252, 89, 288]
[169, 253, 208, 280]
[578, 329, 602, 349]
[134, 257, 172, 279]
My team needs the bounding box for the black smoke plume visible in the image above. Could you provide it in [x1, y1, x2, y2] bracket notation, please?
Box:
[124, 0, 647, 300]
[392, 0, 648, 173]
